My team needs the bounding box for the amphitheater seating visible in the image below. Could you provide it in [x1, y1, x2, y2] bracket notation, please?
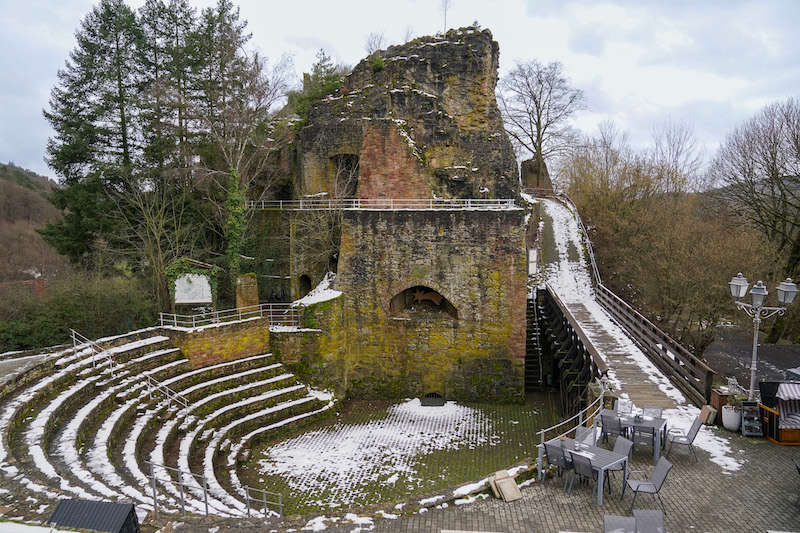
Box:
[0, 327, 335, 519]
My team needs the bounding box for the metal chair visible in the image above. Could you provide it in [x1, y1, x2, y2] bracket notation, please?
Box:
[666, 416, 702, 462]
[615, 398, 634, 414]
[544, 442, 573, 491]
[568, 451, 610, 502]
[633, 425, 656, 454]
[626, 456, 673, 513]
[643, 406, 663, 418]
[601, 413, 628, 443]
[643, 406, 666, 447]
[575, 425, 597, 446]
[634, 509, 665, 533]
[606, 436, 633, 492]
[603, 514, 635, 533]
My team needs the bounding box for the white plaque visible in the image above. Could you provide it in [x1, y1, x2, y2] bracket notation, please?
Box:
[174, 273, 212, 304]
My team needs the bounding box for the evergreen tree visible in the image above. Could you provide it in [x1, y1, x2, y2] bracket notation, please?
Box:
[42, 0, 143, 261]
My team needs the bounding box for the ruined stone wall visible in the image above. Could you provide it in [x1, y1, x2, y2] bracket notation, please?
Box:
[297, 26, 518, 200]
[298, 209, 527, 402]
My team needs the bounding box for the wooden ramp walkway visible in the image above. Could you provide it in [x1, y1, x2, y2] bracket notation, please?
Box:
[537, 197, 681, 409]
[566, 302, 677, 409]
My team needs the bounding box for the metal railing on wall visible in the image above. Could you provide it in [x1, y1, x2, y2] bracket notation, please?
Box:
[243, 485, 283, 518]
[246, 197, 517, 210]
[536, 390, 605, 480]
[159, 303, 300, 329]
[145, 461, 209, 518]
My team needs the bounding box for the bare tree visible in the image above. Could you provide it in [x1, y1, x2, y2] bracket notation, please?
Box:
[403, 26, 415, 43]
[365, 32, 385, 54]
[711, 97, 800, 279]
[498, 60, 585, 181]
[650, 118, 704, 193]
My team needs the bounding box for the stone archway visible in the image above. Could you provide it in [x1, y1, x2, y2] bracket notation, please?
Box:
[389, 285, 458, 320]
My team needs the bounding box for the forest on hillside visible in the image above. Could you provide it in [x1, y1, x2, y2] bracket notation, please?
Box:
[1, 0, 798, 355]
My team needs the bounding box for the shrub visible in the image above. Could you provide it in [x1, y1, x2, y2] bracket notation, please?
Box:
[370, 55, 384, 73]
[0, 274, 158, 352]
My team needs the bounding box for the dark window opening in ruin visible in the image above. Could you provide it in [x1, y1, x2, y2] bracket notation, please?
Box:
[330, 154, 359, 197]
[299, 275, 312, 298]
[420, 392, 446, 406]
[389, 286, 458, 319]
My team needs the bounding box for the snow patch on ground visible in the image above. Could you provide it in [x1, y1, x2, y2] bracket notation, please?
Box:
[258, 399, 497, 507]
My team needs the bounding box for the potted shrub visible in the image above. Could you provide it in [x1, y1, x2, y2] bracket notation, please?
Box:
[722, 394, 746, 432]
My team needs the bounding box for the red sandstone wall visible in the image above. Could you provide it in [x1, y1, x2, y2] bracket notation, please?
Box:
[356, 121, 431, 198]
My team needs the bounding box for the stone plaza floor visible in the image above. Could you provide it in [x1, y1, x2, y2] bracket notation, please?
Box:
[319, 428, 799, 533]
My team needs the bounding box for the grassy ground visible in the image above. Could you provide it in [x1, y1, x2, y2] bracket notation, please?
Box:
[238, 392, 561, 515]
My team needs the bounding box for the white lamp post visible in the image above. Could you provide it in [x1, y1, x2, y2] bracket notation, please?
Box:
[728, 273, 798, 400]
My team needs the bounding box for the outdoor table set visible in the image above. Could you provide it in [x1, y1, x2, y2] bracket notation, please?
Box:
[545, 436, 628, 506]
[601, 408, 668, 462]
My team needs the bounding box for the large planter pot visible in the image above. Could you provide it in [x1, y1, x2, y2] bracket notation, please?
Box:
[721, 405, 741, 432]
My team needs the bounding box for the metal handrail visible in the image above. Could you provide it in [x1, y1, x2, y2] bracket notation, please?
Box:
[70, 329, 115, 377]
[243, 484, 283, 517]
[159, 303, 300, 329]
[145, 460, 209, 517]
[536, 390, 605, 480]
[145, 374, 188, 409]
[245, 197, 518, 210]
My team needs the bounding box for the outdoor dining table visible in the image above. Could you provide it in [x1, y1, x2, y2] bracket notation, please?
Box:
[546, 436, 628, 506]
[601, 408, 667, 462]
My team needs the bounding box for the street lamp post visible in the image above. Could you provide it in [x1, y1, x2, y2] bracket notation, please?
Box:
[728, 273, 798, 400]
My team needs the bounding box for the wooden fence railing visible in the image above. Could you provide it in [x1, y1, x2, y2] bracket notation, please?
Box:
[595, 284, 715, 405]
[547, 283, 609, 381]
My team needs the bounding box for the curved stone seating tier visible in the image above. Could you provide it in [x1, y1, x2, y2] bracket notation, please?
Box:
[0, 336, 336, 519]
[204, 395, 335, 513]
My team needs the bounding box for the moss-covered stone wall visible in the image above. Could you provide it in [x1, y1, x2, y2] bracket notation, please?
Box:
[169, 318, 270, 369]
[298, 209, 526, 402]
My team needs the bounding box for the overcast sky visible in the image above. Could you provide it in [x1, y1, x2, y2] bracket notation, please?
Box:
[1, 0, 798, 178]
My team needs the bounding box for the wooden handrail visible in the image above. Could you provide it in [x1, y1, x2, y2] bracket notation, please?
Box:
[546, 284, 608, 377]
[595, 283, 716, 405]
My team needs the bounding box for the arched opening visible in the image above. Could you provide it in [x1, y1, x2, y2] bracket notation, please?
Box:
[420, 392, 445, 406]
[389, 285, 458, 320]
[299, 275, 312, 298]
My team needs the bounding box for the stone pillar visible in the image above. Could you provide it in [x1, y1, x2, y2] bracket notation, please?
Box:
[521, 156, 553, 191]
[236, 273, 259, 309]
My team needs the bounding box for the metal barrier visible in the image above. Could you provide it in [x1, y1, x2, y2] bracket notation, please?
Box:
[159, 303, 300, 329]
[70, 329, 115, 377]
[146, 461, 209, 518]
[246, 197, 517, 210]
[243, 485, 283, 517]
[145, 374, 188, 409]
[536, 390, 605, 480]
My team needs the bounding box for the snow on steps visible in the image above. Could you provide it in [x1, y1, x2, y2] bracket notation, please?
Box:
[0, 333, 337, 520]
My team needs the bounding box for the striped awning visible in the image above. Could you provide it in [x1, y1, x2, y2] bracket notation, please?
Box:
[776, 382, 800, 400]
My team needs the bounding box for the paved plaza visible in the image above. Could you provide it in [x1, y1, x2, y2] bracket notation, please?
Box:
[318, 429, 799, 533]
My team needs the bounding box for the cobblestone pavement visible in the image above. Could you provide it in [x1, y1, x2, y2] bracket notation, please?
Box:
[322, 428, 800, 533]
